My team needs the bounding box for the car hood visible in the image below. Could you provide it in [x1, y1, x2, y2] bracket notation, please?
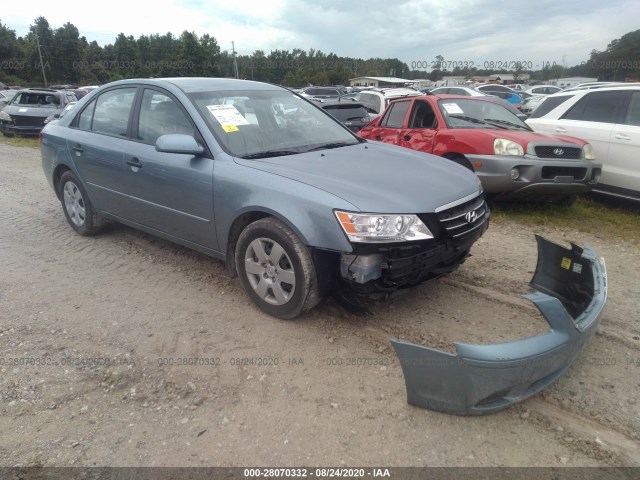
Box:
[4, 105, 61, 117]
[234, 142, 482, 213]
[488, 129, 586, 146]
[445, 128, 587, 152]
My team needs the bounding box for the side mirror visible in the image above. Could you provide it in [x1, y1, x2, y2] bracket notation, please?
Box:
[155, 134, 204, 156]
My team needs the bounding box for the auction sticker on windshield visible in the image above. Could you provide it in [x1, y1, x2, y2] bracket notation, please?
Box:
[206, 104, 250, 132]
[442, 103, 464, 114]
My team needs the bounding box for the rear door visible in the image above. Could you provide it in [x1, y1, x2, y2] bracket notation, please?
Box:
[397, 99, 438, 153]
[605, 90, 640, 197]
[555, 90, 631, 186]
[367, 99, 411, 145]
[65, 86, 138, 217]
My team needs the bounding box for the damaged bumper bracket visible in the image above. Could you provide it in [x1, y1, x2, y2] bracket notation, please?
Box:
[391, 235, 607, 415]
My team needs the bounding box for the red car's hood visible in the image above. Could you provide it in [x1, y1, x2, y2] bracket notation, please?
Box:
[471, 129, 588, 147]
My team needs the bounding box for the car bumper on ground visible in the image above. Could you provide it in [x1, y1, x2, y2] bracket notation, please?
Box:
[466, 153, 602, 198]
[391, 235, 607, 415]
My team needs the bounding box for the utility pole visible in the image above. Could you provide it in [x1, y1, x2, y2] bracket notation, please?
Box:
[231, 41, 239, 79]
[35, 32, 48, 88]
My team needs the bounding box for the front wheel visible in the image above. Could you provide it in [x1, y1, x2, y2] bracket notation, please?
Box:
[235, 218, 321, 319]
[59, 170, 104, 236]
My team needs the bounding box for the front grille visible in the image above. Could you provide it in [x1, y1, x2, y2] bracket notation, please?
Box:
[436, 195, 488, 239]
[541, 166, 587, 180]
[535, 146, 581, 159]
[12, 115, 46, 127]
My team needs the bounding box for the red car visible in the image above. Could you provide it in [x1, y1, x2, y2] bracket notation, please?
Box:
[357, 95, 602, 203]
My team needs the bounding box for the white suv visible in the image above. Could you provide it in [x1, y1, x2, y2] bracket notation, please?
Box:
[355, 88, 422, 119]
[526, 85, 640, 201]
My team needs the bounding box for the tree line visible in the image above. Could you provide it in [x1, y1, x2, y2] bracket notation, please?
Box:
[0, 17, 638, 87]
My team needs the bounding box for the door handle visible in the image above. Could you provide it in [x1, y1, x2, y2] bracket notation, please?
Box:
[71, 144, 83, 155]
[375, 135, 382, 141]
[555, 127, 567, 133]
[614, 133, 631, 140]
[402, 135, 411, 141]
[126, 157, 143, 168]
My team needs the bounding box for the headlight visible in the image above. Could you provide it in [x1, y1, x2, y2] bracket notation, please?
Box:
[335, 211, 433, 243]
[583, 143, 595, 160]
[0, 111, 12, 122]
[494, 138, 524, 156]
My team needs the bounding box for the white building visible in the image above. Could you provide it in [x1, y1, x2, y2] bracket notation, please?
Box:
[549, 77, 598, 88]
[488, 73, 531, 84]
[349, 76, 418, 88]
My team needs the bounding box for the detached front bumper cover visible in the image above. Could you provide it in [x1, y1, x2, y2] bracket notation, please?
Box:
[391, 235, 607, 415]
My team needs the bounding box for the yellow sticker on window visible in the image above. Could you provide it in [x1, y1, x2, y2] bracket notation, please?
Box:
[222, 124, 239, 133]
[561, 257, 572, 270]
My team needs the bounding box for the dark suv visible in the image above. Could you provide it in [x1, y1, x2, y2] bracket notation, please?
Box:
[0, 88, 77, 136]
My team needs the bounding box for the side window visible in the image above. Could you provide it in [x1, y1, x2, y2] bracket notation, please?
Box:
[623, 91, 640, 126]
[529, 95, 573, 118]
[409, 101, 437, 129]
[380, 100, 411, 128]
[137, 89, 194, 145]
[77, 99, 96, 130]
[562, 91, 630, 124]
[91, 87, 137, 136]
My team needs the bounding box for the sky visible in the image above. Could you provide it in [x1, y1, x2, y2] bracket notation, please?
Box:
[3, 0, 639, 70]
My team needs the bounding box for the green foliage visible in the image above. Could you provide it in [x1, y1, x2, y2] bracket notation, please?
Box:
[492, 196, 640, 244]
[1, 18, 639, 87]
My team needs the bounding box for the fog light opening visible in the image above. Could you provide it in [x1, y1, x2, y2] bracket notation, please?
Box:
[510, 167, 520, 180]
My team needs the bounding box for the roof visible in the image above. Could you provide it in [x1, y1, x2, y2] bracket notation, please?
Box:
[105, 77, 283, 94]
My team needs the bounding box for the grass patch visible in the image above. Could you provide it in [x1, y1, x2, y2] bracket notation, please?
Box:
[0, 135, 39, 148]
[491, 195, 639, 243]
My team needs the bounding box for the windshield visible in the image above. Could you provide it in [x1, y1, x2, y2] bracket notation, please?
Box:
[188, 89, 360, 158]
[438, 99, 530, 130]
[11, 92, 61, 108]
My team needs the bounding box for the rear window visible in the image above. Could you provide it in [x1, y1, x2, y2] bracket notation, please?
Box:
[529, 95, 573, 118]
[357, 92, 381, 114]
[322, 104, 368, 122]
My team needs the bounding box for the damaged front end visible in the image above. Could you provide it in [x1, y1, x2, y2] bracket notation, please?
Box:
[391, 235, 607, 415]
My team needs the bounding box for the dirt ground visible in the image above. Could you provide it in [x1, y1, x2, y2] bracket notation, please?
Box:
[0, 143, 639, 468]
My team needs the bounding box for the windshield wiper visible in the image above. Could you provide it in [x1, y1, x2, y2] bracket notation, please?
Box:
[448, 115, 508, 129]
[305, 142, 357, 152]
[484, 118, 531, 130]
[240, 150, 301, 159]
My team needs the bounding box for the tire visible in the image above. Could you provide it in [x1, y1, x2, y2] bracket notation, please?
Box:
[58, 170, 104, 236]
[235, 217, 321, 319]
[443, 154, 474, 171]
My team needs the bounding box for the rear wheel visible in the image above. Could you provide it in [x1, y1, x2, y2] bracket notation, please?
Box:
[235, 218, 320, 319]
[59, 171, 104, 236]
